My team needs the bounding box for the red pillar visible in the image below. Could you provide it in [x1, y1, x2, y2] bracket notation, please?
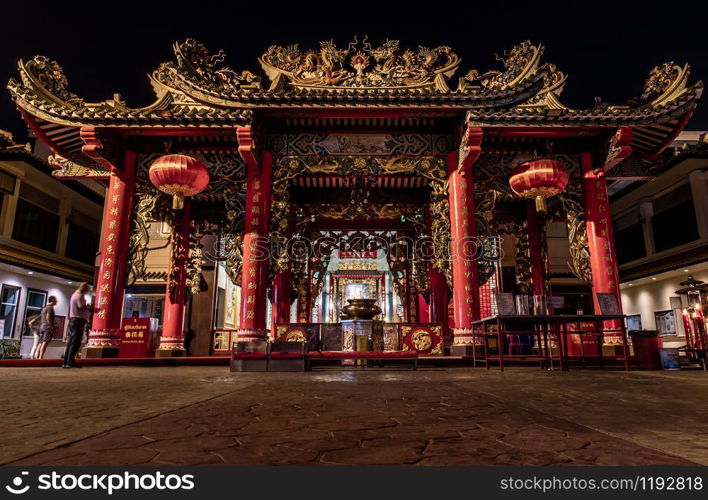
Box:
[238, 151, 273, 341]
[526, 201, 546, 298]
[581, 152, 623, 339]
[428, 265, 449, 335]
[157, 200, 192, 356]
[272, 270, 292, 330]
[85, 152, 136, 358]
[272, 205, 294, 333]
[448, 151, 480, 345]
[418, 294, 430, 322]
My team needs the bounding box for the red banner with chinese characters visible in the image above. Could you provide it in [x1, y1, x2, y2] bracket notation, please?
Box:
[119, 317, 159, 358]
[338, 250, 377, 259]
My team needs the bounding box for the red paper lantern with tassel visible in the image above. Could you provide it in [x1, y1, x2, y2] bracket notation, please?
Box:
[149, 154, 209, 209]
[509, 158, 569, 212]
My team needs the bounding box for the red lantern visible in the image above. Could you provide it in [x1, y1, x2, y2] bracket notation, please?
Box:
[509, 158, 569, 212]
[149, 154, 209, 209]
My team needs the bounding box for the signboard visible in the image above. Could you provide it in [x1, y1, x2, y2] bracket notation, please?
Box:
[52, 315, 66, 340]
[119, 317, 158, 358]
[338, 250, 377, 259]
[596, 293, 620, 315]
[495, 293, 516, 316]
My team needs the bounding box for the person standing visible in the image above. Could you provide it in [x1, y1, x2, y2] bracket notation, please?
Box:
[37, 296, 57, 359]
[64, 283, 90, 368]
[27, 314, 42, 359]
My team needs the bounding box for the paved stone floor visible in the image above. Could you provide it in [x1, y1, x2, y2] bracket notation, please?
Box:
[1, 366, 706, 466]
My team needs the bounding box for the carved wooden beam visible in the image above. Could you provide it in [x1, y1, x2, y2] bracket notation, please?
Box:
[237, 126, 260, 173]
[458, 125, 483, 171]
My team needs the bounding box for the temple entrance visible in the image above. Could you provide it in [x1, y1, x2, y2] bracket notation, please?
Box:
[11, 37, 698, 359]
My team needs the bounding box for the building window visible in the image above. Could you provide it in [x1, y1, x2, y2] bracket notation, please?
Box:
[615, 223, 646, 264]
[65, 210, 100, 265]
[651, 184, 699, 252]
[21, 289, 47, 336]
[0, 285, 20, 338]
[13, 183, 61, 252]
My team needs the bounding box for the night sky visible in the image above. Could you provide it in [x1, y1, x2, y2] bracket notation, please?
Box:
[1, 0, 706, 141]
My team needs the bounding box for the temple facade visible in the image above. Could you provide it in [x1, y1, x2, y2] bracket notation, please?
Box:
[7, 38, 702, 358]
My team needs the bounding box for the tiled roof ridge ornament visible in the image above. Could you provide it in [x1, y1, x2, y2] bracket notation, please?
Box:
[6, 38, 702, 129]
[259, 35, 463, 92]
[155, 38, 262, 94]
[17, 55, 84, 108]
[478, 40, 543, 91]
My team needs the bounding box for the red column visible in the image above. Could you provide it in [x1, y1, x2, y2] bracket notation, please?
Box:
[581, 152, 623, 338]
[428, 265, 449, 332]
[272, 205, 294, 333]
[448, 151, 480, 345]
[238, 152, 273, 341]
[404, 266, 413, 321]
[157, 200, 192, 355]
[272, 270, 292, 330]
[85, 152, 137, 357]
[526, 201, 546, 297]
[418, 294, 430, 322]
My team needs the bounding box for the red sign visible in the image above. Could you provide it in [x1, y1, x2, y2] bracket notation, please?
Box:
[338, 250, 377, 259]
[119, 317, 158, 358]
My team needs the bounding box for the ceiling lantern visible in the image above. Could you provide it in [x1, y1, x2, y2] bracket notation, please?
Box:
[509, 158, 569, 212]
[149, 154, 209, 209]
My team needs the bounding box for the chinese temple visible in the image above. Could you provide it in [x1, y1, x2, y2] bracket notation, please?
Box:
[7, 38, 702, 358]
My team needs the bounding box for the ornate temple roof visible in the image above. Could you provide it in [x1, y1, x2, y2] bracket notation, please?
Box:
[6, 38, 702, 161]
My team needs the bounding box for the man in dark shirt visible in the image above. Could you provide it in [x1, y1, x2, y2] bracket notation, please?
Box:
[63, 283, 90, 368]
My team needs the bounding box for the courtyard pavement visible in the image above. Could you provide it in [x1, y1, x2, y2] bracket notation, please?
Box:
[1, 366, 706, 466]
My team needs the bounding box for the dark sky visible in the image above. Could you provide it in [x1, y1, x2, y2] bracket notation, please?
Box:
[1, 0, 707, 141]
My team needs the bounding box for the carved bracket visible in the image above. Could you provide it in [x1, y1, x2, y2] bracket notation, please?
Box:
[237, 126, 259, 173]
[458, 126, 483, 172]
[601, 127, 633, 173]
[80, 126, 124, 176]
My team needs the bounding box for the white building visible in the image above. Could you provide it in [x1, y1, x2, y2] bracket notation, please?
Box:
[0, 131, 104, 357]
[612, 131, 708, 349]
